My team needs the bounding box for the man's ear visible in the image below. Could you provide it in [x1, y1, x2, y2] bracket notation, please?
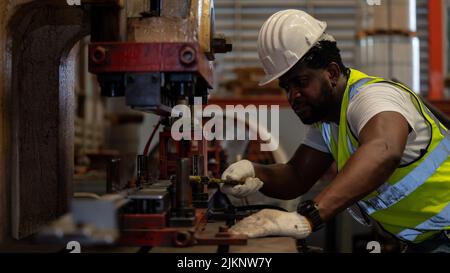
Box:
[326, 62, 341, 84]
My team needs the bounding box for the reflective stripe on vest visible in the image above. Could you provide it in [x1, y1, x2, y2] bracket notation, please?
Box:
[319, 77, 373, 162]
[359, 132, 450, 216]
[397, 201, 450, 241]
[359, 82, 450, 242]
[317, 69, 450, 243]
[320, 123, 333, 153]
[358, 86, 450, 215]
[359, 137, 450, 214]
[320, 123, 339, 156]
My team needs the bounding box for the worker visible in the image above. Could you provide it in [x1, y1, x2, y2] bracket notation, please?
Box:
[221, 9, 450, 253]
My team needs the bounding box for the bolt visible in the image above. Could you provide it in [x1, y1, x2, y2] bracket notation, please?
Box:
[179, 46, 196, 66]
[92, 46, 107, 64]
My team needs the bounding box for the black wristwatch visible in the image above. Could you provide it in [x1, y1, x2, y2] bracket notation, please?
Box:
[297, 200, 325, 232]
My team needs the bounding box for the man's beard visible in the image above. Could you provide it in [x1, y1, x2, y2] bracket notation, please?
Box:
[292, 81, 334, 125]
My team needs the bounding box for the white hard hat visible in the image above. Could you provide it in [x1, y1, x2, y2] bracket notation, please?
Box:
[257, 9, 327, 86]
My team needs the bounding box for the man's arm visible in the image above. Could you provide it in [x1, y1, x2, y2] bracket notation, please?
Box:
[314, 111, 409, 221]
[254, 144, 334, 200]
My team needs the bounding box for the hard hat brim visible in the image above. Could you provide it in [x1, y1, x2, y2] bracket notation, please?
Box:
[258, 62, 297, 86]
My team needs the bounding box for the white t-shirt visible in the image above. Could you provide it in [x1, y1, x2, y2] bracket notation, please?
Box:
[302, 82, 431, 165]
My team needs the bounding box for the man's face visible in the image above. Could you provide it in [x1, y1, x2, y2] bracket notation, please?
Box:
[279, 65, 334, 125]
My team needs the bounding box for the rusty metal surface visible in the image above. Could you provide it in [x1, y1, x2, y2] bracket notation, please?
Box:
[127, 17, 196, 43]
[118, 210, 205, 247]
[7, 0, 90, 240]
[126, 1, 200, 42]
[150, 221, 297, 253]
[0, 0, 16, 244]
[119, 229, 192, 247]
[119, 208, 248, 248]
[121, 213, 168, 229]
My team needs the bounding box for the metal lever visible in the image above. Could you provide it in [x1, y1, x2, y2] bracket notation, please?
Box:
[189, 176, 245, 186]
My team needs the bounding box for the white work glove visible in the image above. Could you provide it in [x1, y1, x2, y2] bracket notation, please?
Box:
[229, 209, 312, 239]
[221, 160, 264, 198]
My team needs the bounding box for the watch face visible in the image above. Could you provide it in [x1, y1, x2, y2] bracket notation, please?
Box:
[298, 201, 324, 232]
[299, 200, 315, 212]
[298, 202, 311, 216]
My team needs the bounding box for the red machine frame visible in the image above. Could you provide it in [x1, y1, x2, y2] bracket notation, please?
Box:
[88, 42, 213, 87]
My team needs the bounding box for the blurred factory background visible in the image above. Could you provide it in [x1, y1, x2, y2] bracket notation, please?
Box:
[0, 0, 449, 253]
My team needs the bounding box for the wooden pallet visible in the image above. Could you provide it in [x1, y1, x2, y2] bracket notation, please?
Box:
[357, 29, 417, 38]
[224, 67, 284, 97]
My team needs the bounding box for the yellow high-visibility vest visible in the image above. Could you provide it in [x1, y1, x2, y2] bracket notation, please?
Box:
[317, 68, 450, 243]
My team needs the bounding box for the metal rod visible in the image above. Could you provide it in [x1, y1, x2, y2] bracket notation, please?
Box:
[106, 158, 121, 193]
[176, 158, 191, 209]
[137, 154, 149, 186]
[189, 176, 244, 186]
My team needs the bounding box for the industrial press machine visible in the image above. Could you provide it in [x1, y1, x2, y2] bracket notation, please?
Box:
[38, 0, 249, 249]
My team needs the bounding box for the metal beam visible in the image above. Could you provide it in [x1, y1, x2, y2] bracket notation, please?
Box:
[427, 0, 444, 99]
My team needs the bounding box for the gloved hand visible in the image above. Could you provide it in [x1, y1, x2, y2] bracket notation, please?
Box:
[229, 209, 312, 239]
[221, 160, 263, 198]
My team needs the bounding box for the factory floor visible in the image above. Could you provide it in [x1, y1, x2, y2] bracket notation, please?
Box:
[0, 237, 298, 253]
[0, 222, 299, 253]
